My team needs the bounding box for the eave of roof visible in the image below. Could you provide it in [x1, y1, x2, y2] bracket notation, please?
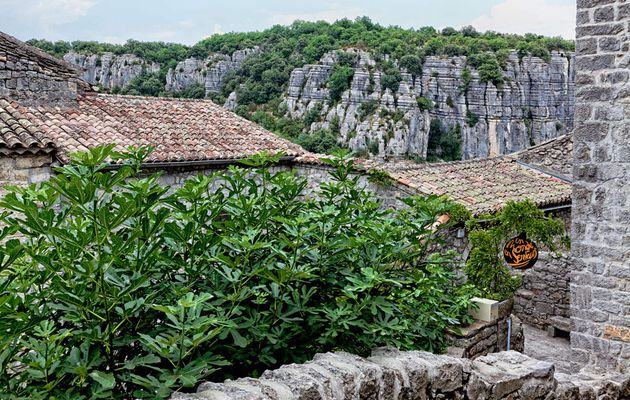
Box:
[0, 98, 56, 155]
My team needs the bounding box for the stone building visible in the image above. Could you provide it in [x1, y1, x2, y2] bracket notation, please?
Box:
[571, 0, 630, 373]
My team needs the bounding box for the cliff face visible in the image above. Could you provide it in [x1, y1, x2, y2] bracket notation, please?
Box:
[63, 52, 160, 89]
[64, 47, 574, 160]
[283, 49, 574, 159]
[63, 47, 259, 94]
[165, 47, 259, 93]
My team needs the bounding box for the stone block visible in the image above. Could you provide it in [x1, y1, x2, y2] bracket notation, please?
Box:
[469, 297, 499, 322]
[260, 363, 331, 400]
[577, 23, 624, 37]
[467, 351, 555, 399]
[604, 324, 630, 343]
[311, 352, 381, 400]
[576, 54, 615, 70]
[594, 5, 615, 22]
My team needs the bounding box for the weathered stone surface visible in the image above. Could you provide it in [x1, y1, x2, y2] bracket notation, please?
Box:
[572, 0, 630, 374]
[63, 51, 160, 90]
[64, 47, 260, 97]
[467, 351, 555, 399]
[283, 49, 574, 160]
[513, 252, 572, 330]
[446, 309, 524, 360]
[0, 154, 53, 197]
[0, 32, 89, 106]
[165, 47, 260, 94]
[174, 349, 630, 400]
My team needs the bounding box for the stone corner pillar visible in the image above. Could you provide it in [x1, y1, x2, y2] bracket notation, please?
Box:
[572, 0, 630, 372]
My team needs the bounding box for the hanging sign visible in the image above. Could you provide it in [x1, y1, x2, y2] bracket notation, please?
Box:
[503, 233, 538, 269]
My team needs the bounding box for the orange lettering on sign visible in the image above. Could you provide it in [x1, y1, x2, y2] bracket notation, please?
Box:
[503, 234, 538, 269]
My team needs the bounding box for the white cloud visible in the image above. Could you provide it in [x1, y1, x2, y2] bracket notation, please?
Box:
[470, 0, 575, 39]
[26, 0, 96, 27]
[213, 24, 224, 35]
[100, 35, 126, 44]
[271, 5, 363, 26]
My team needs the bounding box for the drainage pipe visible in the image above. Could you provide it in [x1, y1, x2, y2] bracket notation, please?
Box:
[507, 317, 512, 351]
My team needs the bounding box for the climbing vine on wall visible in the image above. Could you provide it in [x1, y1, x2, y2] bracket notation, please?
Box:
[464, 200, 569, 301]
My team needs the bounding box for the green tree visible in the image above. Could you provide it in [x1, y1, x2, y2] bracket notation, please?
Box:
[0, 146, 475, 398]
[328, 65, 355, 102]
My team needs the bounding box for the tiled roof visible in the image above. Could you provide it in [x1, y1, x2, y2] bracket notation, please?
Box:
[0, 98, 55, 154]
[10, 93, 305, 163]
[511, 134, 573, 180]
[374, 157, 572, 215]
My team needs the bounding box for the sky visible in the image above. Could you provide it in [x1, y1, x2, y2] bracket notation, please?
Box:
[0, 0, 576, 45]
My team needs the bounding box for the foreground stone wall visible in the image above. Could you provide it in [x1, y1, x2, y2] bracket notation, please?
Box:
[171, 349, 629, 400]
[572, 0, 630, 372]
[514, 253, 571, 331]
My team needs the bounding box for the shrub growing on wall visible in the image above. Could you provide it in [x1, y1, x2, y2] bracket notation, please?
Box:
[0, 146, 474, 399]
[464, 200, 569, 301]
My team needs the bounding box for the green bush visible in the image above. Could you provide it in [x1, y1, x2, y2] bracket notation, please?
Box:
[466, 110, 480, 127]
[0, 146, 475, 398]
[358, 100, 379, 121]
[465, 200, 569, 300]
[399, 54, 423, 77]
[380, 61, 403, 93]
[169, 82, 206, 99]
[122, 71, 165, 97]
[416, 96, 434, 112]
[427, 120, 462, 162]
[328, 65, 355, 102]
[296, 128, 341, 154]
[468, 53, 504, 86]
[459, 68, 472, 95]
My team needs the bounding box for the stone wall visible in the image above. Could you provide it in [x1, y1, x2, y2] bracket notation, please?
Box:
[0, 153, 53, 196]
[171, 349, 629, 400]
[572, 0, 630, 372]
[0, 32, 90, 106]
[151, 162, 416, 210]
[447, 301, 524, 359]
[514, 253, 571, 332]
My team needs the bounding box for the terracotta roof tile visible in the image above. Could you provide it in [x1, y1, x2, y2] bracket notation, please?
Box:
[0, 98, 55, 154]
[372, 157, 572, 216]
[7, 93, 305, 163]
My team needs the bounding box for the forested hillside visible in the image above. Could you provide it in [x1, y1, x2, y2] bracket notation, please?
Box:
[28, 18, 575, 160]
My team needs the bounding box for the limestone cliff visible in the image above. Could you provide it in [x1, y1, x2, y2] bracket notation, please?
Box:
[64, 47, 574, 160]
[63, 52, 160, 90]
[282, 49, 574, 159]
[165, 47, 259, 93]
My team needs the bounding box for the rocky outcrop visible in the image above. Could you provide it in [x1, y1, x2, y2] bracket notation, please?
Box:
[63, 51, 160, 89]
[63, 45, 574, 160]
[64, 47, 259, 96]
[284, 49, 574, 160]
[165, 47, 259, 94]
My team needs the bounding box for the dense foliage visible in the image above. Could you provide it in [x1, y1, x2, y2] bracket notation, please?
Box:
[465, 200, 569, 301]
[427, 119, 462, 161]
[0, 146, 475, 399]
[28, 19, 574, 154]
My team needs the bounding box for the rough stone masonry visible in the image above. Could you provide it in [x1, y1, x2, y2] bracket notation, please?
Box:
[172, 349, 630, 400]
[572, 0, 630, 372]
